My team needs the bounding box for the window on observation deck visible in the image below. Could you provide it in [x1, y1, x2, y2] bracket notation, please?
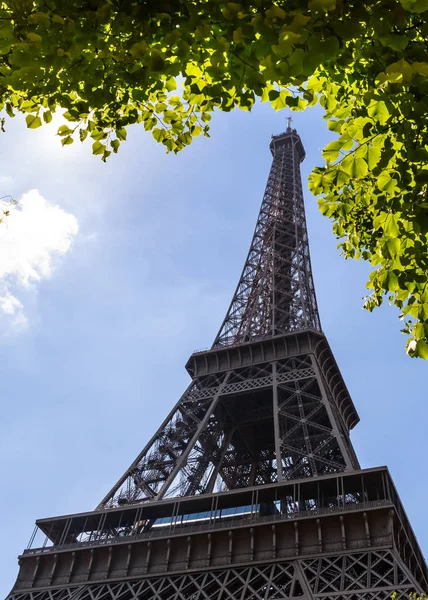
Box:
[151, 504, 258, 529]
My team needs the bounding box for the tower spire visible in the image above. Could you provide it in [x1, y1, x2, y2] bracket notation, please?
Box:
[213, 125, 321, 348]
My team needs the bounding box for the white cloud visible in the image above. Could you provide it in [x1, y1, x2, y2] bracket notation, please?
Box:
[0, 288, 28, 331]
[0, 189, 78, 332]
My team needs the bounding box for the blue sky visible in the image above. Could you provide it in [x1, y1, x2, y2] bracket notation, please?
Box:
[1, 102, 427, 595]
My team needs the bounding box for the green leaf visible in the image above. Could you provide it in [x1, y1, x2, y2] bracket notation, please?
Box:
[5, 104, 14, 118]
[28, 11, 50, 26]
[411, 62, 428, 76]
[367, 100, 389, 125]
[404, 303, 419, 319]
[336, 169, 351, 186]
[152, 128, 165, 142]
[92, 141, 105, 155]
[384, 213, 400, 237]
[271, 90, 291, 111]
[373, 213, 387, 230]
[52, 14, 65, 25]
[321, 37, 340, 59]
[309, 170, 323, 194]
[233, 28, 244, 44]
[400, 0, 428, 13]
[322, 140, 342, 162]
[385, 59, 413, 83]
[415, 340, 428, 359]
[308, 0, 336, 10]
[328, 119, 343, 133]
[43, 110, 52, 124]
[116, 128, 127, 141]
[273, 32, 301, 58]
[150, 53, 165, 72]
[377, 172, 398, 195]
[386, 270, 399, 292]
[385, 237, 401, 259]
[61, 135, 74, 146]
[58, 124, 73, 136]
[366, 145, 381, 169]
[25, 114, 42, 129]
[26, 32, 42, 44]
[341, 155, 368, 179]
[266, 5, 286, 19]
[309, 168, 336, 194]
[379, 35, 408, 51]
[408, 148, 428, 163]
[91, 130, 106, 141]
[130, 41, 148, 58]
[166, 78, 177, 92]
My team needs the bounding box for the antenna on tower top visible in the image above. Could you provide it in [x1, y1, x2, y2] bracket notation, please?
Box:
[286, 116, 293, 132]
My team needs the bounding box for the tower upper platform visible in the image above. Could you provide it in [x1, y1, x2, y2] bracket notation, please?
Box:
[270, 123, 306, 162]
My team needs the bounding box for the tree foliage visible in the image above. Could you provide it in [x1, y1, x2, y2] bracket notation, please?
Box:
[0, 0, 428, 355]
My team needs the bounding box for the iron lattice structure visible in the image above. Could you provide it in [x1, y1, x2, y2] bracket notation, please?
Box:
[7, 125, 427, 600]
[9, 550, 424, 600]
[214, 127, 320, 348]
[97, 343, 359, 508]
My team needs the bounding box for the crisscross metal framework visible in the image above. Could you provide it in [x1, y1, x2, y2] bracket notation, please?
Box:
[8, 550, 420, 600]
[213, 126, 321, 348]
[97, 350, 359, 509]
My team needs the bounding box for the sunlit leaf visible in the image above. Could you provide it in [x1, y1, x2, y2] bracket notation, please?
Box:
[25, 114, 42, 129]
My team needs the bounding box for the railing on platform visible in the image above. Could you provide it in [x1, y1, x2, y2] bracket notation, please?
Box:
[23, 499, 392, 557]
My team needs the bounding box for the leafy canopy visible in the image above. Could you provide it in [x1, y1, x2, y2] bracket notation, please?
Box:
[1, 0, 428, 356]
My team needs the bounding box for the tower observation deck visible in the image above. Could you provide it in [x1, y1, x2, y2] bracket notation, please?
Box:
[7, 124, 427, 600]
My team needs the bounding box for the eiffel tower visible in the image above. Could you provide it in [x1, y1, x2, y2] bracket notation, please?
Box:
[8, 123, 427, 600]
